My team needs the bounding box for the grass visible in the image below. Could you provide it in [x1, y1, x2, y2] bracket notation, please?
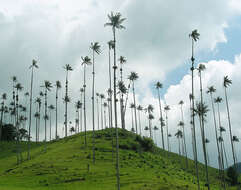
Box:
[0, 128, 238, 190]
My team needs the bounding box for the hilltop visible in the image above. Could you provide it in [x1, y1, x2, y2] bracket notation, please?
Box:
[0, 128, 234, 190]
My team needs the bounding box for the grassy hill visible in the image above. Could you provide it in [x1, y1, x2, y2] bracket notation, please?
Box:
[0, 128, 237, 190]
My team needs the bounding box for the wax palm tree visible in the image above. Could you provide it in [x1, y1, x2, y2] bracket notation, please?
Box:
[0, 93, 7, 140]
[41, 81, 52, 152]
[96, 93, 100, 130]
[189, 29, 200, 190]
[103, 102, 108, 129]
[175, 129, 183, 155]
[147, 105, 154, 139]
[153, 126, 159, 145]
[218, 135, 226, 188]
[155, 82, 165, 150]
[223, 76, 236, 167]
[100, 94, 105, 130]
[27, 59, 38, 160]
[194, 101, 210, 189]
[205, 138, 210, 165]
[35, 97, 41, 142]
[137, 105, 143, 136]
[118, 81, 127, 130]
[34, 112, 40, 142]
[207, 86, 221, 172]
[90, 42, 101, 164]
[119, 56, 126, 129]
[48, 104, 55, 141]
[219, 126, 228, 168]
[144, 126, 149, 136]
[128, 72, 139, 134]
[81, 56, 92, 146]
[179, 100, 188, 168]
[63, 64, 73, 138]
[55, 81, 61, 139]
[11, 76, 17, 126]
[70, 126, 75, 135]
[80, 88, 84, 132]
[75, 100, 81, 133]
[105, 12, 126, 190]
[164, 105, 170, 152]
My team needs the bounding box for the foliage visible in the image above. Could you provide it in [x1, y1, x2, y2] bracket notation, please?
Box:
[227, 166, 239, 185]
[1, 124, 17, 141]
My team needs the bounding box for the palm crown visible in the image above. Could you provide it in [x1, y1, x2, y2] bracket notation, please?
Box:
[104, 12, 126, 30]
[189, 29, 200, 42]
[119, 56, 126, 65]
[64, 64, 73, 71]
[207, 86, 216, 94]
[128, 72, 139, 81]
[214, 97, 222, 103]
[90, 42, 101, 54]
[81, 56, 92, 65]
[29, 59, 39, 69]
[223, 76, 232, 88]
[56, 81, 62, 89]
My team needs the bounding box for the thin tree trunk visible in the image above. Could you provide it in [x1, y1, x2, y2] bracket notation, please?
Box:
[83, 64, 87, 146]
[224, 87, 236, 167]
[65, 72, 68, 137]
[157, 88, 165, 150]
[38, 103, 41, 142]
[44, 89, 47, 152]
[96, 95, 100, 130]
[138, 109, 142, 136]
[100, 98, 103, 130]
[28, 67, 34, 160]
[120, 64, 125, 129]
[180, 104, 188, 168]
[131, 107, 134, 132]
[191, 38, 200, 190]
[132, 82, 138, 134]
[55, 88, 58, 139]
[92, 49, 96, 164]
[113, 27, 120, 190]
[49, 109, 52, 141]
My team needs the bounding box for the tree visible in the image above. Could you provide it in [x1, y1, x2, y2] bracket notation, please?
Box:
[179, 100, 188, 168]
[232, 135, 239, 162]
[194, 101, 210, 189]
[0, 93, 7, 140]
[11, 76, 17, 126]
[223, 76, 236, 167]
[227, 166, 238, 185]
[207, 86, 221, 173]
[63, 64, 73, 138]
[130, 103, 135, 132]
[175, 129, 183, 156]
[100, 94, 105, 130]
[35, 97, 41, 142]
[75, 100, 81, 133]
[146, 105, 154, 139]
[70, 126, 75, 135]
[119, 56, 127, 129]
[90, 42, 101, 164]
[80, 88, 84, 132]
[55, 81, 61, 139]
[48, 104, 55, 141]
[153, 126, 159, 145]
[41, 80, 52, 152]
[96, 93, 100, 130]
[34, 112, 40, 142]
[105, 12, 126, 190]
[137, 105, 143, 136]
[128, 72, 139, 134]
[28, 59, 38, 160]
[205, 138, 210, 165]
[81, 56, 92, 146]
[155, 82, 165, 150]
[189, 29, 200, 190]
[164, 105, 170, 152]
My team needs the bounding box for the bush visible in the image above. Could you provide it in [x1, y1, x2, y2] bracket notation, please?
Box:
[135, 136, 154, 152]
[1, 124, 17, 141]
[227, 166, 239, 185]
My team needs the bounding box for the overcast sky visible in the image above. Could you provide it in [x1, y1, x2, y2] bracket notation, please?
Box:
[1, 0, 241, 168]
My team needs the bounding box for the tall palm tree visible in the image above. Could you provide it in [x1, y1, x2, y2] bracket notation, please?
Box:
[103, 102, 108, 128]
[0, 93, 7, 140]
[207, 86, 221, 172]
[105, 12, 126, 190]
[96, 93, 100, 130]
[11, 76, 17, 126]
[155, 82, 165, 150]
[219, 126, 228, 168]
[205, 138, 210, 165]
[48, 105, 55, 141]
[63, 64, 73, 138]
[164, 105, 170, 152]
[137, 105, 143, 136]
[55, 81, 61, 139]
[34, 112, 40, 142]
[194, 101, 210, 189]
[41, 81, 52, 152]
[75, 100, 81, 133]
[119, 56, 127, 129]
[179, 100, 188, 168]
[232, 136, 239, 162]
[80, 88, 84, 132]
[128, 72, 139, 134]
[35, 97, 41, 142]
[90, 42, 101, 164]
[81, 56, 92, 146]
[189, 29, 200, 190]
[223, 76, 236, 167]
[147, 104, 154, 139]
[28, 59, 38, 160]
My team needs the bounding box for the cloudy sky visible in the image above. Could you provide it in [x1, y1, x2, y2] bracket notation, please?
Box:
[1, 0, 241, 168]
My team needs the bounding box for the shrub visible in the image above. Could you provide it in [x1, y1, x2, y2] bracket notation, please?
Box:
[136, 136, 154, 152]
[227, 166, 239, 185]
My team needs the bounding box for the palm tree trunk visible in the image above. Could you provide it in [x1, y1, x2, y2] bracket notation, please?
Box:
[120, 65, 125, 130]
[38, 104, 41, 142]
[100, 98, 103, 130]
[44, 89, 47, 152]
[104, 107, 107, 129]
[49, 109, 52, 141]
[180, 104, 188, 168]
[92, 49, 96, 164]
[222, 141, 228, 168]
[209, 92, 222, 175]
[113, 27, 120, 190]
[0, 102, 4, 140]
[83, 64, 87, 146]
[131, 107, 134, 132]
[138, 109, 142, 136]
[191, 38, 200, 190]
[65, 72, 68, 137]
[28, 67, 34, 160]
[132, 82, 138, 134]
[55, 88, 58, 139]
[224, 87, 236, 167]
[199, 71, 210, 189]
[157, 88, 165, 150]
[96, 96, 100, 130]
[165, 112, 170, 152]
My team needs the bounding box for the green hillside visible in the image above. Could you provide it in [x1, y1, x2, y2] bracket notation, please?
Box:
[0, 129, 236, 190]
